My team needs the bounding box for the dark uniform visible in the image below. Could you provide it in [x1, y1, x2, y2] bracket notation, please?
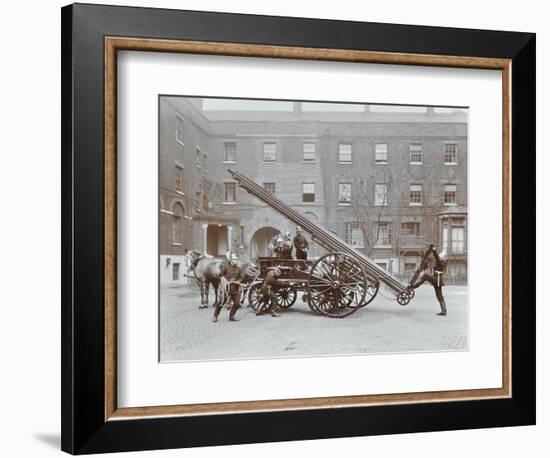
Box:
[293, 233, 309, 260]
[257, 268, 288, 317]
[410, 246, 448, 316]
[281, 242, 293, 259]
[271, 234, 291, 259]
[212, 260, 242, 322]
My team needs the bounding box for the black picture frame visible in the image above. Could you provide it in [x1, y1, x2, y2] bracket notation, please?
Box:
[61, 3, 535, 454]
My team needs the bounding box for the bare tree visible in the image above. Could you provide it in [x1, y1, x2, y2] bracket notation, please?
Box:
[348, 167, 394, 256]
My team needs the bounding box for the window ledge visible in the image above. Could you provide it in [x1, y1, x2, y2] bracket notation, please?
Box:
[223, 201, 237, 205]
[302, 161, 317, 164]
[172, 242, 182, 246]
[444, 203, 458, 206]
[223, 160, 237, 164]
[375, 161, 388, 165]
[409, 203, 423, 207]
[374, 245, 392, 249]
[338, 202, 351, 206]
[445, 162, 458, 165]
[338, 161, 352, 165]
[410, 162, 423, 165]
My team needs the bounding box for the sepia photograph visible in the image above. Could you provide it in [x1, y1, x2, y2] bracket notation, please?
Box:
[159, 96, 468, 362]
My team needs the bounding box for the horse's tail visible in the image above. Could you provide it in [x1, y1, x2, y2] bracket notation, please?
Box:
[218, 277, 230, 304]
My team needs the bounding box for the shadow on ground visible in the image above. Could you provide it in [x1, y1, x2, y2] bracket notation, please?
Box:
[34, 433, 60, 449]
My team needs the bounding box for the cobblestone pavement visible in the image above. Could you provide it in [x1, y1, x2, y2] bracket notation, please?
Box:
[160, 283, 468, 361]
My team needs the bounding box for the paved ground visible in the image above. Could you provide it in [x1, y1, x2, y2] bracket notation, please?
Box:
[160, 283, 468, 362]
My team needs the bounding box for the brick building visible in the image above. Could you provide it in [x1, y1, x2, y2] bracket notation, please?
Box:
[159, 97, 468, 285]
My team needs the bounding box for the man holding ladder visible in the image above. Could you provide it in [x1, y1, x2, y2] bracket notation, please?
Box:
[408, 243, 448, 316]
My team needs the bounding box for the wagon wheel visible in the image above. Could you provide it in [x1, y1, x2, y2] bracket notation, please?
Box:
[275, 287, 297, 308]
[344, 275, 380, 308]
[407, 288, 415, 300]
[356, 276, 380, 307]
[306, 252, 367, 318]
[397, 291, 412, 306]
[307, 293, 325, 315]
[247, 283, 265, 312]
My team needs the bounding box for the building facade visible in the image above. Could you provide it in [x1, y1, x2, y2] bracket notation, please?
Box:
[159, 97, 468, 285]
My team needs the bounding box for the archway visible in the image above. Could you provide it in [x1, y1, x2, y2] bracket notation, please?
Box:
[250, 226, 279, 259]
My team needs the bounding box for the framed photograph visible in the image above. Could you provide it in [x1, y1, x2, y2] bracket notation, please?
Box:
[61, 3, 536, 454]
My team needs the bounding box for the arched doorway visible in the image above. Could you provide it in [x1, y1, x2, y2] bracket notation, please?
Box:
[250, 226, 278, 259]
[207, 224, 228, 256]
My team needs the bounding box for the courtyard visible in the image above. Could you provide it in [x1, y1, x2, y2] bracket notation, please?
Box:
[160, 283, 468, 362]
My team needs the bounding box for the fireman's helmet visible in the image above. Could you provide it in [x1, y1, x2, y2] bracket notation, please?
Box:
[226, 251, 239, 264]
[439, 250, 448, 261]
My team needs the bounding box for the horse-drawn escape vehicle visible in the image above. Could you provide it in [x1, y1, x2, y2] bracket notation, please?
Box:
[228, 169, 417, 318]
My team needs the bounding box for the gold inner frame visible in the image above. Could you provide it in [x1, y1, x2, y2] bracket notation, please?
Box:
[104, 37, 512, 421]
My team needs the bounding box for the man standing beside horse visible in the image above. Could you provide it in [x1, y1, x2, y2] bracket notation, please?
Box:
[212, 251, 243, 323]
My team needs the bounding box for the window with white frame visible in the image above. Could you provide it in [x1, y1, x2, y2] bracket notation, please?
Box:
[444, 143, 458, 164]
[452, 227, 465, 254]
[401, 221, 420, 236]
[263, 182, 276, 195]
[338, 144, 352, 163]
[375, 143, 388, 163]
[224, 182, 236, 203]
[442, 219, 465, 254]
[374, 222, 392, 246]
[344, 222, 363, 247]
[224, 142, 236, 162]
[302, 182, 315, 202]
[409, 184, 423, 205]
[374, 183, 388, 206]
[176, 116, 184, 144]
[263, 142, 277, 162]
[444, 184, 457, 205]
[303, 142, 316, 162]
[442, 222, 449, 253]
[175, 165, 184, 192]
[409, 143, 423, 164]
[172, 203, 184, 244]
[338, 183, 352, 204]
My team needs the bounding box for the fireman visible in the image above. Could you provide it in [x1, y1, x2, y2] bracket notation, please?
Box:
[409, 244, 448, 316]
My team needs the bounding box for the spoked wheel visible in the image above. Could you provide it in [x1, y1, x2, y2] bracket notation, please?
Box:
[308, 293, 325, 315]
[247, 283, 265, 312]
[354, 276, 380, 307]
[275, 287, 297, 308]
[407, 288, 415, 300]
[306, 252, 367, 318]
[397, 290, 412, 306]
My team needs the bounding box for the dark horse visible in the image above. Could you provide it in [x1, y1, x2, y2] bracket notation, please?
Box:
[185, 250, 259, 309]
